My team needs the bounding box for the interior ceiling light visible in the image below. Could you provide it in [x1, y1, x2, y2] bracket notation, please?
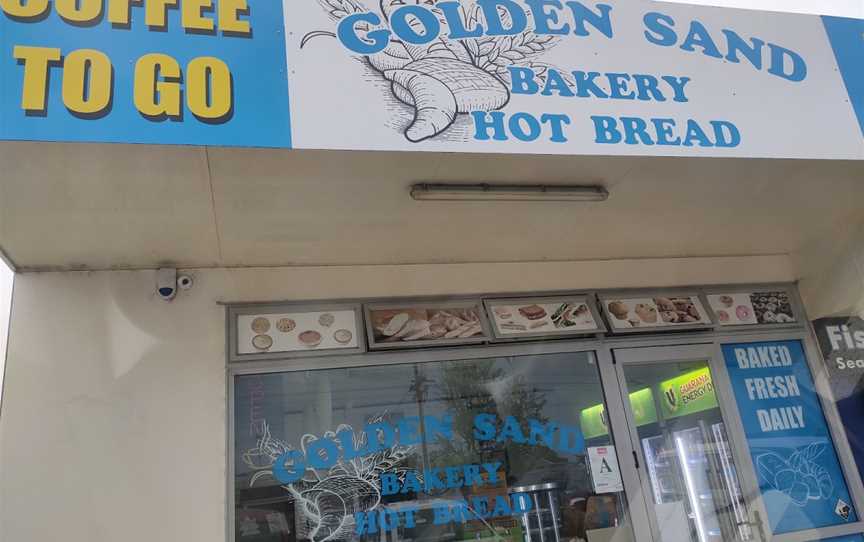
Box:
[410, 183, 609, 202]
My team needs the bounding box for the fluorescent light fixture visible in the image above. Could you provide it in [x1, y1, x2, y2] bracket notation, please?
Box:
[410, 183, 609, 202]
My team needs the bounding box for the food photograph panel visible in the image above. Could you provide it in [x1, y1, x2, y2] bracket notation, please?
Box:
[600, 294, 713, 332]
[484, 296, 605, 339]
[707, 290, 797, 326]
[364, 300, 491, 350]
[235, 305, 363, 359]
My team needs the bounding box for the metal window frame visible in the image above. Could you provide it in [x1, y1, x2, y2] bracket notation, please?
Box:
[225, 283, 864, 542]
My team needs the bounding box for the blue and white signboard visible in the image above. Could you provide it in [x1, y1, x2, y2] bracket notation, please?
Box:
[0, 0, 862, 157]
[723, 340, 858, 534]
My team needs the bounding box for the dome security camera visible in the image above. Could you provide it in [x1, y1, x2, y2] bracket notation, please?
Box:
[156, 268, 177, 301]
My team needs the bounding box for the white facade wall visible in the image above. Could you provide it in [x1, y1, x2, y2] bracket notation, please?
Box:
[0, 256, 795, 542]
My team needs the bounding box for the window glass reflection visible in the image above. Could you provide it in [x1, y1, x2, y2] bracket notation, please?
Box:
[234, 353, 634, 542]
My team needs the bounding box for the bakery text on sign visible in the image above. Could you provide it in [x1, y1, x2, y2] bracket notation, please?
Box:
[337, 0, 808, 148]
[4, 0, 250, 122]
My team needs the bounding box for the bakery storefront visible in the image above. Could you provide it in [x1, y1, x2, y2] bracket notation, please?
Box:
[0, 2, 862, 542]
[229, 288, 864, 542]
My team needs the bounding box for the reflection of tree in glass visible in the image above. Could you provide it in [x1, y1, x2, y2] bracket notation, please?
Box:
[431, 360, 559, 483]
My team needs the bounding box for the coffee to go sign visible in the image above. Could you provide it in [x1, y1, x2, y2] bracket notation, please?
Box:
[0, 0, 860, 157]
[5, 0, 250, 121]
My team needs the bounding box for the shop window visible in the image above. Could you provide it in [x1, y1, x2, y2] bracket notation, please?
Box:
[233, 353, 634, 542]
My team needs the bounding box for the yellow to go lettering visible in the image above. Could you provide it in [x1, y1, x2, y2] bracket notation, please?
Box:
[13, 46, 234, 122]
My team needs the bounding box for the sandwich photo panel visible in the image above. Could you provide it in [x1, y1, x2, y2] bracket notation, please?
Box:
[485, 296, 605, 339]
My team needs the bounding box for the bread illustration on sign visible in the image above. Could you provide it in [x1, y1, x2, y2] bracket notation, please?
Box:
[300, 0, 573, 143]
[299, 330, 323, 347]
[635, 303, 658, 324]
[251, 317, 271, 334]
[371, 307, 483, 343]
[519, 305, 547, 321]
[607, 302, 630, 321]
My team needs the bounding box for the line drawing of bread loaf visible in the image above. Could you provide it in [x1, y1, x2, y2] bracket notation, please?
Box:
[385, 58, 509, 142]
[303, 0, 564, 143]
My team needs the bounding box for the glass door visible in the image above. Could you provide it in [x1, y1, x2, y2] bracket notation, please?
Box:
[610, 344, 767, 542]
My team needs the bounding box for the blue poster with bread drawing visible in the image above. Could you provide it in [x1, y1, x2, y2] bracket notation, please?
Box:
[723, 340, 857, 534]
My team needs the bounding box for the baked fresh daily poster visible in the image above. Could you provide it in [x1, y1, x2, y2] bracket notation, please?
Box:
[723, 340, 858, 534]
[0, 0, 862, 157]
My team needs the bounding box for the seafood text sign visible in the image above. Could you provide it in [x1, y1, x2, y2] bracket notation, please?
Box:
[723, 340, 858, 534]
[0, 0, 862, 158]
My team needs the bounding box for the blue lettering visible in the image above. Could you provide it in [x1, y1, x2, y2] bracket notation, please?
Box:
[651, 118, 681, 145]
[473, 413, 498, 439]
[711, 120, 741, 147]
[592, 115, 621, 144]
[564, 1, 613, 38]
[556, 425, 586, 453]
[541, 69, 575, 97]
[380, 473, 401, 496]
[390, 5, 440, 45]
[661, 75, 690, 103]
[632, 74, 665, 101]
[337, 12, 389, 55]
[402, 471, 423, 494]
[683, 119, 713, 147]
[433, 505, 452, 525]
[509, 112, 542, 142]
[621, 117, 655, 146]
[307, 438, 340, 469]
[509, 66, 540, 94]
[478, 0, 528, 36]
[273, 449, 306, 484]
[768, 43, 807, 82]
[722, 29, 764, 69]
[354, 511, 378, 535]
[511, 492, 533, 513]
[397, 417, 421, 445]
[607, 73, 635, 100]
[471, 496, 492, 518]
[528, 419, 558, 446]
[526, 0, 570, 35]
[680, 20, 723, 58]
[542, 113, 570, 142]
[643, 12, 677, 46]
[473, 111, 509, 141]
[572, 71, 609, 98]
[438, 1, 484, 39]
[498, 415, 527, 443]
[482, 462, 502, 483]
[444, 466, 464, 489]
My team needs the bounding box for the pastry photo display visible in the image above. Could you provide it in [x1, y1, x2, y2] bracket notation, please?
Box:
[237, 309, 360, 355]
[604, 295, 711, 330]
[708, 291, 796, 326]
[367, 301, 489, 348]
